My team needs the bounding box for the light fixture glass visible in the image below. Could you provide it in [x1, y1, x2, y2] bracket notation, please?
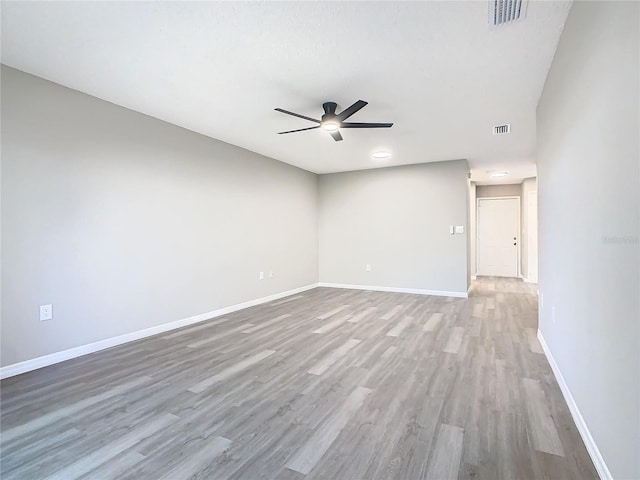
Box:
[489, 171, 508, 178]
[371, 151, 392, 159]
[322, 121, 340, 131]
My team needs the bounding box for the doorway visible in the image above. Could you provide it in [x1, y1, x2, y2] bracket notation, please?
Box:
[477, 196, 520, 277]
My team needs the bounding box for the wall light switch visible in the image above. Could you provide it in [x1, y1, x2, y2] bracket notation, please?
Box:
[40, 304, 53, 321]
[449, 225, 454, 235]
[259, 272, 265, 280]
[455, 225, 465, 234]
[366, 264, 372, 271]
[269, 271, 275, 279]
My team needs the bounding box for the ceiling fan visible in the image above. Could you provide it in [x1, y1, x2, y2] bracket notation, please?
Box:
[275, 100, 393, 142]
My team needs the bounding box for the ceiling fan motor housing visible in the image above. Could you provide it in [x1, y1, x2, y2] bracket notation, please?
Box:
[322, 102, 338, 122]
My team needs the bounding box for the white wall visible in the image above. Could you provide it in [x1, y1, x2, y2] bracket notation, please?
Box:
[318, 160, 469, 295]
[536, 2, 639, 479]
[1, 66, 319, 367]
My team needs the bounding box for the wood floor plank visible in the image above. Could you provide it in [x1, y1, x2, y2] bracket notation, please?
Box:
[307, 339, 361, 376]
[347, 306, 377, 323]
[242, 314, 290, 334]
[525, 327, 544, 354]
[312, 313, 351, 334]
[42, 413, 178, 480]
[1, 376, 152, 446]
[425, 423, 465, 480]
[386, 315, 413, 337]
[381, 305, 402, 320]
[423, 312, 443, 332]
[285, 386, 372, 475]
[156, 436, 231, 480]
[161, 316, 233, 340]
[186, 323, 254, 348]
[522, 378, 566, 456]
[188, 350, 276, 394]
[444, 326, 465, 354]
[317, 305, 348, 320]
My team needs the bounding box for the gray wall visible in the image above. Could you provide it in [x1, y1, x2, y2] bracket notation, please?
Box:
[318, 161, 469, 295]
[1, 66, 319, 367]
[520, 177, 537, 280]
[476, 184, 521, 198]
[537, 2, 639, 479]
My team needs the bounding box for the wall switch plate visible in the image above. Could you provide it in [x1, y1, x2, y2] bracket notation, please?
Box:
[455, 225, 465, 234]
[259, 272, 265, 280]
[269, 271, 275, 278]
[366, 264, 372, 271]
[40, 304, 53, 321]
[449, 225, 454, 235]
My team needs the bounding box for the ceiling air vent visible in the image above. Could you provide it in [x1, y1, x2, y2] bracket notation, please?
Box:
[493, 124, 510, 135]
[489, 0, 528, 27]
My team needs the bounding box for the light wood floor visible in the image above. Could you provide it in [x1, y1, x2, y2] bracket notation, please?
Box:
[1, 278, 598, 479]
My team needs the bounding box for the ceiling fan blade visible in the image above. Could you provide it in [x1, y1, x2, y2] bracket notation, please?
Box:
[278, 126, 321, 134]
[330, 130, 343, 142]
[274, 108, 320, 124]
[340, 122, 393, 128]
[336, 100, 368, 122]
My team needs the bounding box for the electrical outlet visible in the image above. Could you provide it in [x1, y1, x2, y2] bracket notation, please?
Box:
[259, 272, 265, 280]
[269, 271, 275, 279]
[366, 264, 371, 272]
[40, 304, 52, 321]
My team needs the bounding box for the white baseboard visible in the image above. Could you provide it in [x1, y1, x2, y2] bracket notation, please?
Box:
[0, 283, 319, 380]
[537, 330, 612, 480]
[318, 282, 468, 298]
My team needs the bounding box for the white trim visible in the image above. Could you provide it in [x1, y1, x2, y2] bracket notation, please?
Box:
[537, 330, 612, 480]
[318, 282, 468, 298]
[0, 283, 319, 380]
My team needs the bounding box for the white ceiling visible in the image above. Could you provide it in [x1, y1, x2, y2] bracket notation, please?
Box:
[1, 1, 572, 181]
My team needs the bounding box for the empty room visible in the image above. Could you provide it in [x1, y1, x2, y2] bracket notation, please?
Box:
[1, 1, 638, 479]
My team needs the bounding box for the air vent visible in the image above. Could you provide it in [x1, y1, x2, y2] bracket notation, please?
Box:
[489, 0, 528, 26]
[493, 124, 510, 135]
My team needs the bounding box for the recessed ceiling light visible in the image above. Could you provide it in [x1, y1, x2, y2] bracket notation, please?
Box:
[322, 121, 340, 131]
[489, 171, 509, 178]
[371, 151, 392, 159]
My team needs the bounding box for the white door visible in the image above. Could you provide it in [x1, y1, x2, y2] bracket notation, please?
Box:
[477, 197, 520, 277]
[528, 191, 538, 282]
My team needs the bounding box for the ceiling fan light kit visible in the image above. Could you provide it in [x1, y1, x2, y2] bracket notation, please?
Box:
[275, 100, 393, 142]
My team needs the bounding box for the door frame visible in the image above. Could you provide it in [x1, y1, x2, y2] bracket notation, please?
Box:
[476, 195, 521, 278]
